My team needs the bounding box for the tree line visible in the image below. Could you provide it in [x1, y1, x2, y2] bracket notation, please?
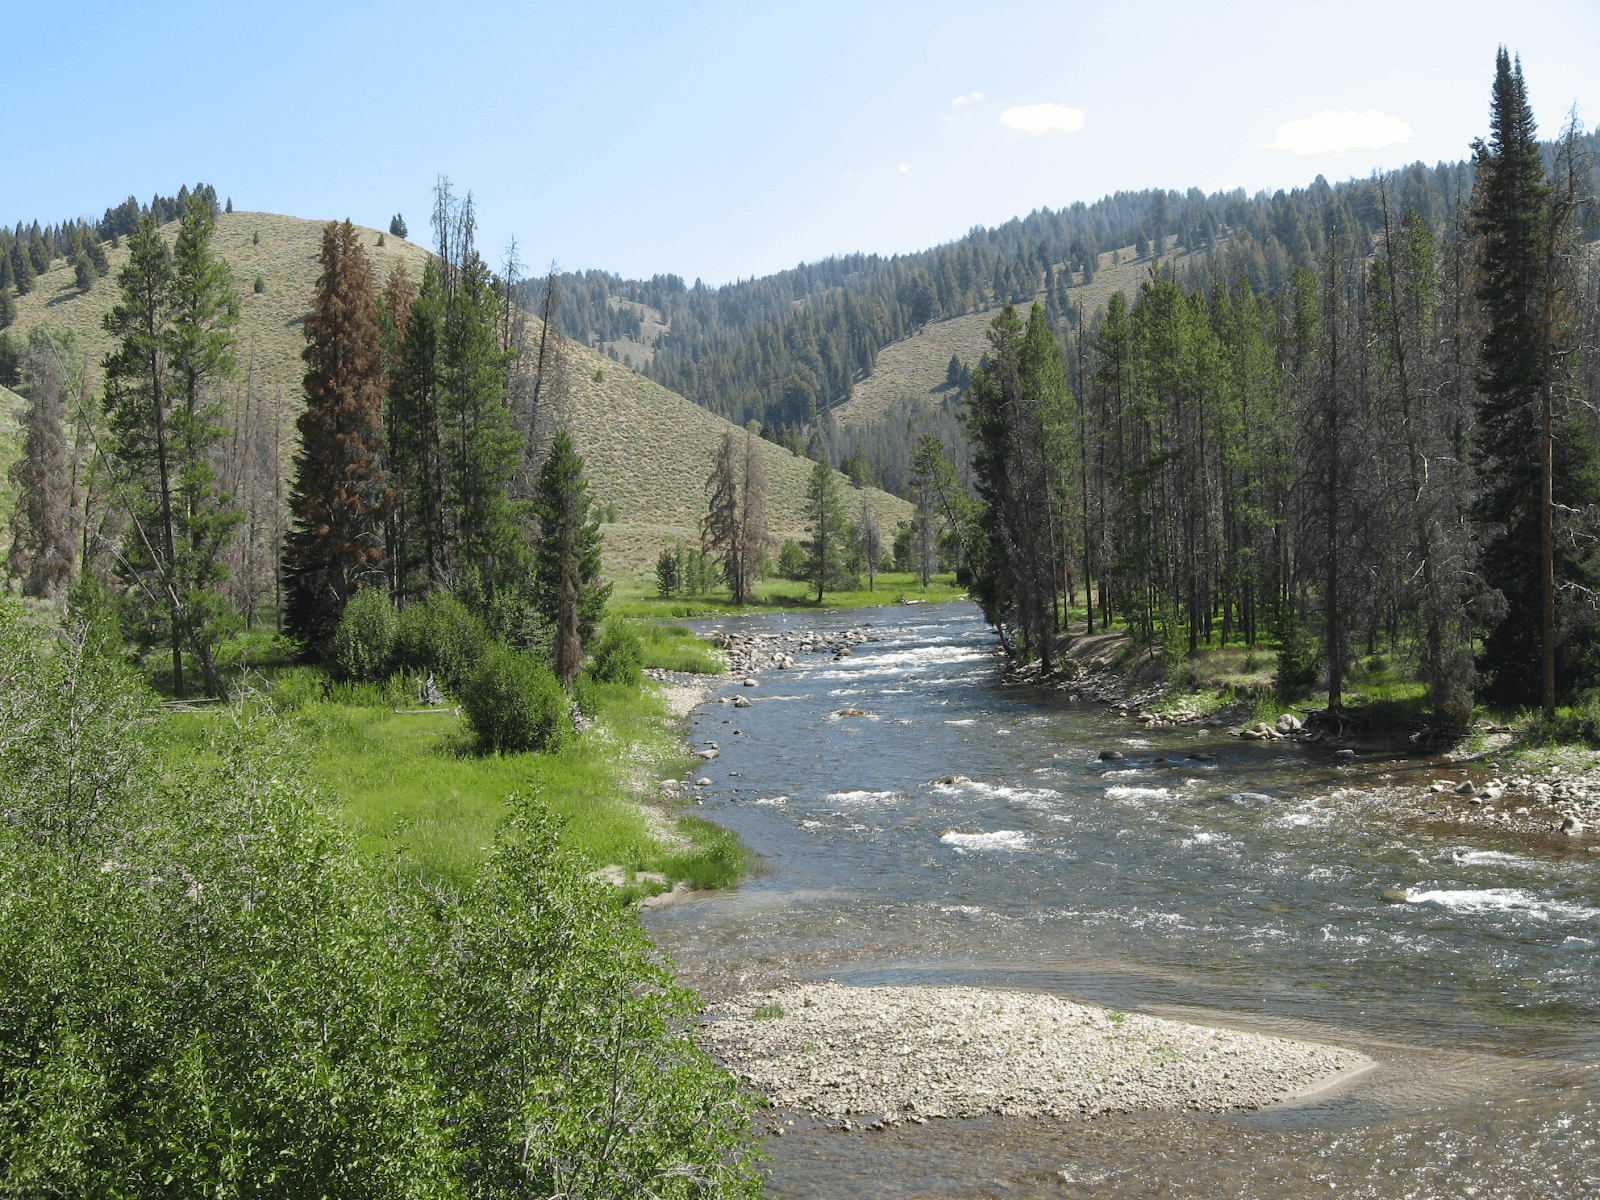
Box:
[939, 51, 1599, 720]
[550, 130, 1599, 469]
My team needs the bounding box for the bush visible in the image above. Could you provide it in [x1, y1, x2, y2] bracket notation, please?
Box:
[393, 591, 487, 695]
[253, 274, 265, 293]
[1273, 607, 1322, 698]
[331, 586, 396, 682]
[777, 539, 807, 580]
[460, 643, 570, 754]
[590, 624, 643, 685]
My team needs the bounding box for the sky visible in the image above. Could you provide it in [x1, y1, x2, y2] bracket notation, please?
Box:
[8, 0, 1599, 286]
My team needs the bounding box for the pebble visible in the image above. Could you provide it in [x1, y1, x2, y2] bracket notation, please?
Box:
[704, 982, 1370, 1121]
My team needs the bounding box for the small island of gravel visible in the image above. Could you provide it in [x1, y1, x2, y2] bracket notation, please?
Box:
[704, 982, 1372, 1122]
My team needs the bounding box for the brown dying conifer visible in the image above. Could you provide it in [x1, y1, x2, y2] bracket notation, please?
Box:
[281, 221, 396, 654]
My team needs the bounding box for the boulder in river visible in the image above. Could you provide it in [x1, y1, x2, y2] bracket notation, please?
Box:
[837, 708, 867, 717]
[742, 678, 759, 687]
[1097, 750, 1124, 761]
[1380, 887, 1414, 904]
[1334, 749, 1356, 761]
[1455, 781, 1477, 796]
[1275, 713, 1303, 734]
[1560, 815, 1585, 836]
[732, 695, 752, 708]
[937, 775, 971, 785]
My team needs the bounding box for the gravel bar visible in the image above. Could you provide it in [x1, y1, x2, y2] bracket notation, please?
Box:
[704, 982, 1371, 1121]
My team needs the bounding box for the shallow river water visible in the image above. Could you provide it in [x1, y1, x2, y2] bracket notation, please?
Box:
[643, 602, 1599, 1199]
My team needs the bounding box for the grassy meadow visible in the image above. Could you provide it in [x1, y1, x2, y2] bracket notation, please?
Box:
[174, 624, 753, 897]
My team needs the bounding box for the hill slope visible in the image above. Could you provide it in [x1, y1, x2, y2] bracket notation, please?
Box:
[832, 235, 1204, 426]
[3, 212, 908, 585]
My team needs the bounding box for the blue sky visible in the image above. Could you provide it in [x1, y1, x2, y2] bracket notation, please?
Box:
[10, 0, 1598, 284]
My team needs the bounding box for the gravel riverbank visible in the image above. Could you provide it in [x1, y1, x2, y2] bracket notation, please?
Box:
[703, 982, 1371, 1124]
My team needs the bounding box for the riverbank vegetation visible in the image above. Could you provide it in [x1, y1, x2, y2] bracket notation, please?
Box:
[0, 600, 762, 1195]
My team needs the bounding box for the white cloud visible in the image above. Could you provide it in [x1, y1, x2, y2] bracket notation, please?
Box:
[999, 103, 1086, 135]
[898, 162, 910, 175]
[1261, 109, 1415, 156]
[951, 92, 984, 106]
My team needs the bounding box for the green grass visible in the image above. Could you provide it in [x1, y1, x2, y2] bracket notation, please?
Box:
[610, 570, 969, 620]
[161, 664, 753, 891]
[633, 622, 726, 673]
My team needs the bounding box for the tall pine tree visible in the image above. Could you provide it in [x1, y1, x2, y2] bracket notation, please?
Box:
[1471, 49, 1600, 710]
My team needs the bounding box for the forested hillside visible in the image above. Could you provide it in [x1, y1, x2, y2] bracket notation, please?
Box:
[554, 132, 1600, 467]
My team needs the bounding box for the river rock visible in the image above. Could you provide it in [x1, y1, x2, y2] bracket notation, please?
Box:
[1380, 887, 1413, 904]
[1275, 713, 1303, 734]
[1098, 750, 1124, 761]
[742, 678, 759, 687]
[695, 748, 719, 760]
[837, 708, 867, 717]
[1455, 780, 1477, 796]
[1334, 749, 1356, 761]
[937, 774, 971, 785]
[696, 777, 712, 786]
[1560, 815, 1584, 835]
[732, 695, 751, 707]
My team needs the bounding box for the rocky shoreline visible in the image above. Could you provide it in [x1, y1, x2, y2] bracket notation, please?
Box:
[703, 982, 1371, 1128]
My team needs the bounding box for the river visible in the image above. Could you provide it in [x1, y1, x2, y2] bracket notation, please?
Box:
[643, 601, 1599, 1199]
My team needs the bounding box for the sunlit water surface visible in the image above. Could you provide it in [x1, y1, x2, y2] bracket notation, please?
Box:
[643, 603, 1599, 1198]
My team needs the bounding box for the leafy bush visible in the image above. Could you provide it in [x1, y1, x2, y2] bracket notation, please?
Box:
[590, 624, 643, 685]
[0, 603, 762, 1195]
[331, 586, 396, 682]
[393, 590, 487, 695]
[460, 643, 570, 754]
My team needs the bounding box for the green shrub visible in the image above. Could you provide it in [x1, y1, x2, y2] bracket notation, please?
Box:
[777, 540, 807, 580]
[331, 586, 396, 682]
[393, 591, 487, 695]
[270, 665, 328, 711]
[1273, 607, 1322, 698]
[460, 643, 570, 754]
[590, 625, 643, 685]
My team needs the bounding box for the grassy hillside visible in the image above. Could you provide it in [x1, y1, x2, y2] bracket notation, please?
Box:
[557, 335, 910, 587]
[3, 211, 909, 586]
[832, 234, 1206, 426]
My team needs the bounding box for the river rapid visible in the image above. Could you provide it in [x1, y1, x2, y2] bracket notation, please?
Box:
[643, 601, 1599, 1199]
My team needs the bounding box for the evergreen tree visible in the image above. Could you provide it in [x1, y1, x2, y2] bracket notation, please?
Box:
[532, 428, 609, 686]
[102, 217, 183, 691]
[800, 458, 848, 602]
[442, 253, 523, 589]
[1471, 49, 1600, 710]
[703, 430, 769, 604]
[386, 260, 447, 598]
[0, 290, 14, 331]
[282, 220, 396, 657]
[390, 213, 408, 238]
